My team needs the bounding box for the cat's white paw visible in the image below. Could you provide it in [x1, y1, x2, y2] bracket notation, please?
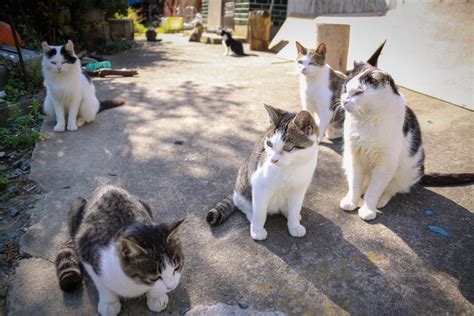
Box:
[77, 118, 86, 127]
[67, 124, 78, 131]
[250, 227, 267, 241]
[340, 195, 358, 211]
[377, 193, 392, 209]
[98, 300, 121, 316]
[358, 206, 377, 221]
[288, 224, 306, 238]
[54, 123, 65, 132]
[147, 294, 169, 312]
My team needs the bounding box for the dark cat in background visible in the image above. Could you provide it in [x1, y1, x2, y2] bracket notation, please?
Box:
[220, 29, 246, 56]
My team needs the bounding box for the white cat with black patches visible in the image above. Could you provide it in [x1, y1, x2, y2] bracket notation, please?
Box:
[42, 40, 124, 132]
[296, 41, 386, 143]
[340, 62, 474, 220]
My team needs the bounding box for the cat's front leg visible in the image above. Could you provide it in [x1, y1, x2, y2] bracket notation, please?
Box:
[52, 101, 66, 132]
[317, 109, 331, 143]
[340, 152, 364, 211]
[250, 185, 270, 241]
[359, 159, 398, 220]
[67, 98, 81, 131]
[95, 281, 121, 316]
[287, 190, 306, 237]
[146, 282, 169, 312]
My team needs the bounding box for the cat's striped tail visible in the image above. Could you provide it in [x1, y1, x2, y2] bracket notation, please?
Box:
[420, 173, 474, 186]
[98, 98, 125, 113]
[55, 240, 83, 292]
[206, 195, 236, 226]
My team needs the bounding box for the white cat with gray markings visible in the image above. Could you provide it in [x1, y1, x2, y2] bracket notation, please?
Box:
[207, 103, 319, 240]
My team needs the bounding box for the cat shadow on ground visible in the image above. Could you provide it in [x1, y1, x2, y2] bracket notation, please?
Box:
[259, 210, 404, 314]
[372, 184, 474, 305]
[319, 137, 343, 155]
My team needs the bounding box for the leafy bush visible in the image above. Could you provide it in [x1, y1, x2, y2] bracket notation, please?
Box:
[97, 40, 134, 55]
[115, 7, 148, 34]
[0, 60, 43, 105]
[0, 164, 7, 191]
[0, 100, 45, 149]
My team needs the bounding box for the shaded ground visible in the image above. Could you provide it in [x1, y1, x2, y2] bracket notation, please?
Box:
[6, 34, 474, 315]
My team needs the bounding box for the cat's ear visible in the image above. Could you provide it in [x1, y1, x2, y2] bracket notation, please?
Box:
[166, 219, 185, 244]
[353, 60, 364, 68]
[42, 42, 51, 53]
[64, 40, 74, 53]
[263, 102, 285, 127]
[316, 42, 326, 56]
[295, 41, 306, 54]
[293, 110, 318, 137]
[371, 70, 386, 81]
[119, 238, 147, 258]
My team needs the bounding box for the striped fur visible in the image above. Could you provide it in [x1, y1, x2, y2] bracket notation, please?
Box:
[55, 197, 87, 291]
[206, 195, 235, 226]
[420, 173, 474, 186]
[55, 240, 83, 292]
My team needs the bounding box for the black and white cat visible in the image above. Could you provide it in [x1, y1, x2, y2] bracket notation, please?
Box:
[296, 41, 386, 143]
[340, 62, 474, 220]
[42, 40, 124, 132]
[55, 185, 184, 315]
[220, 30, 246, 56]
[207, 103, 319, 240]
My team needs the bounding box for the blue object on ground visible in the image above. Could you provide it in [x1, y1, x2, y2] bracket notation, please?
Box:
[424, 210, 433, 216]
[428, 225, 452, 238]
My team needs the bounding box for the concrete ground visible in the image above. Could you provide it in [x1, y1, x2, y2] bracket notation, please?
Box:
[6, 35, 474, 315]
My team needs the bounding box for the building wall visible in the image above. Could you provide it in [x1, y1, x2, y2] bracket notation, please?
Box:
[203, 0, 288, 27]
[314, 1, 473, 109]
[287, 0, 388, 16]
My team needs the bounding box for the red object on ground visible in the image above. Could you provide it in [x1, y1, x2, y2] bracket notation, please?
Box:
[0, 21, 24, 47]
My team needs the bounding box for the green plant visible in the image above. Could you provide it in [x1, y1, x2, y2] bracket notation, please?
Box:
[0, 100, 45, 149]
[0, 61, 43, 105]
[0, 164, 7, 191]
[97, 40, 134, 55]
[115, 7, 148, 34]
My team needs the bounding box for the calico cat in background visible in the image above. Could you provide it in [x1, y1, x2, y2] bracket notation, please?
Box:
[42, 40, 124, 132]
[207, 103, 319, 240]
[340, 61, 474, 220]
[220, 30, 246, 56]
[55, 185, 184, 315]
[296, 40, 386, 143]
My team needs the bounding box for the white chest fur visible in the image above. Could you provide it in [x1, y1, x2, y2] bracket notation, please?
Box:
[299, 65, 332, 115]
[251, 146, 318, 214]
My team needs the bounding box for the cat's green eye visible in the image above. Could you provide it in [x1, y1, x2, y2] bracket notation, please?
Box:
[283, 144, 294, 152]
[149, 275, 161, 282]
[266, 140, 273, 148]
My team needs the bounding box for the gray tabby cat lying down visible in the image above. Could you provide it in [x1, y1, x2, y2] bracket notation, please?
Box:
[207, 103, 319, 240]
[55, 185, 184, 316]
